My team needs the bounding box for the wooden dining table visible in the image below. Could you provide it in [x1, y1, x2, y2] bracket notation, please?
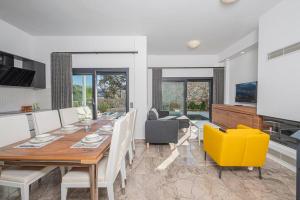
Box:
[0, 119, 112, 200]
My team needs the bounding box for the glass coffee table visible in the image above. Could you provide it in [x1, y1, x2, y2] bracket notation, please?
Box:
[190, 120, 220, 145]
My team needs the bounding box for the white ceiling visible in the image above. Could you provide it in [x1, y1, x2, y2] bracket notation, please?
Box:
[0, 0, 282, 54]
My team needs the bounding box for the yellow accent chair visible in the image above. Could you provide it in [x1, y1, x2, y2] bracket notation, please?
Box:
[203, 124, 270, 179]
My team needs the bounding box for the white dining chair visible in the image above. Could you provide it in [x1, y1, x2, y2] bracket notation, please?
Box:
[124, 110, 136, 166]
[32, 110, 62, 135]
[61, 116, 129, 200]
[0, 114, 55, 200]
[59, 107, 80, 127]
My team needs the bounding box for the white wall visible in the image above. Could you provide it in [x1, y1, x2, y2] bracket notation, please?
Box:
[148, 55, 219, 68]
[162, 68, 213, 78]
[219, 30, 258, 62]
[33, 36, 148, 139]
[218, 29, 259, 105]
[0, 19, 38, 112]
[258, 0, 300, 122]
[226, 47, 258, 105]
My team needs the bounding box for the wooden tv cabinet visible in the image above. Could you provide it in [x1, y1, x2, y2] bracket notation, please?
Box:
[212, 104, 263, 130]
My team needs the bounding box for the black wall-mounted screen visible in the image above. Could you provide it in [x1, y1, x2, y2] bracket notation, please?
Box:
[235, 82, 257, 103]
[0, 65, 35, 87]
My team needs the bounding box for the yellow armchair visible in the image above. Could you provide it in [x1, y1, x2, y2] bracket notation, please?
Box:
[203, 124, 270, 179]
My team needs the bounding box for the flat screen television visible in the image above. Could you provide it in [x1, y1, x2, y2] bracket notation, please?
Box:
[0, 65, 35, 87]
[235, 82, 257, 103]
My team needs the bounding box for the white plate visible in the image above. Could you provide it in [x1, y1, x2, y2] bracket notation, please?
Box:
[85, 133, 101, 141]
[29, 136, 55, 144]
[36, 133, 51, 139]
[61, 126, 78, 131]
[81, 136, 103, 144]
[101, 125, 113, 131]
[63, 125, 75, 128]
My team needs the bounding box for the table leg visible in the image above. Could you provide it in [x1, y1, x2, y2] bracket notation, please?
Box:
[0, 161, 4, 176]
[198, 128, 201, 146]
[89, 164, 98, 200]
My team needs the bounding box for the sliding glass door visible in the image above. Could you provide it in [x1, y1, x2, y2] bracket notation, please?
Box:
[162, 81, 185, 116]
[162, 78, 212, 120]
[96, 72, 127, 115]
[72, 68, 129, 119]
[187, 80, 211, 120]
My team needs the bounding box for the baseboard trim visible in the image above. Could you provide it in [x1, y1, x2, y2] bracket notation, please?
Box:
[267, 153, 296, 173]
[269, 141, 296, 159]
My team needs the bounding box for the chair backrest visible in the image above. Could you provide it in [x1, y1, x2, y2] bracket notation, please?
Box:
[120, 112, 132, 156]
[129, 109, 137, 140]
[121, 110, 137, 154]
[0, 114, 30, 147]
[106, 115, 129, 182]
[32, 110, 61, 135]
[59, 107, 80, 126]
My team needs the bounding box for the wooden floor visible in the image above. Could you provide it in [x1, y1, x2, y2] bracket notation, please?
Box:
[0, 140, 296, 200]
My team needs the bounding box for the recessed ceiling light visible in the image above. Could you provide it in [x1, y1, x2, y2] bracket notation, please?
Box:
[221, 0, 238, 4]
[187, 40, 201, 49]
[241, 51, 245, 54]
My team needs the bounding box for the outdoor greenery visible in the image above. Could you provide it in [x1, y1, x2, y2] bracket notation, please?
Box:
[98, 75, 126, 98]
[97, 74, 126, 113]
[169, 101, 180, 111]
[98, 101, 110, 113]
[187, 101, 207, 111]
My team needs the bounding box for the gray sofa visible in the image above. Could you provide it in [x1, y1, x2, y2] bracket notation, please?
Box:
[145, 108, 179, 144]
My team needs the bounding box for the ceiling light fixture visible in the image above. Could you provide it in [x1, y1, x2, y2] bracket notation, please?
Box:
[221, 0, 238, 4]
[187, 40, 201, 49]
[241, 51, 245, 54]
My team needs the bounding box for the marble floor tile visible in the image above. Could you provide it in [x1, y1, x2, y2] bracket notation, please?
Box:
[0, 140, 296, 200]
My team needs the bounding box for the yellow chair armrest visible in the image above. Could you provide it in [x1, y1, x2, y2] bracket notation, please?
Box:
[237, 124, 252, 129]
[203, 124, 224, 164]
[242, 133, 270, 167]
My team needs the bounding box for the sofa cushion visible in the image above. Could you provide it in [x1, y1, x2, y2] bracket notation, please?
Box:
[151, 108, 159, 118]
[148, 108, 159, 120]
[148, 110, 158, 120]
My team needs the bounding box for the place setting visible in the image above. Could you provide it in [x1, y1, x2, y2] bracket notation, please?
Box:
[53, 124, 82, 134]
[71, 133, 108, 148]
[96, 124, 114, 135]
[76, 119, 96, 126]
[15, 133, 63, 149]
